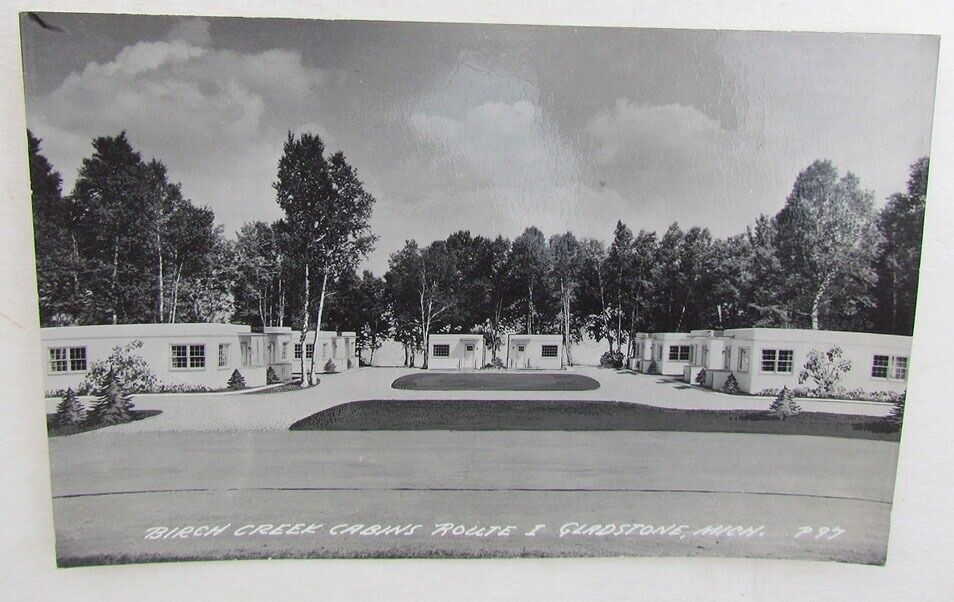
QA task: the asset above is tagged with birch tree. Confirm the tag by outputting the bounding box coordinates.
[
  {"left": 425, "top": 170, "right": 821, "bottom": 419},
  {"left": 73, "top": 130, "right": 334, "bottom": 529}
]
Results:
[{"left": 275, "top": 132, "right": 376, "bottom": 384}]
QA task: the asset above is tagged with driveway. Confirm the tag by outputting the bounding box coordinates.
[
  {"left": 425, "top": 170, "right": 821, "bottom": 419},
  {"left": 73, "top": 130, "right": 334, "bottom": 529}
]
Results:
[{"left": 44, "top": 367, "right": 894, "bottom": 433}]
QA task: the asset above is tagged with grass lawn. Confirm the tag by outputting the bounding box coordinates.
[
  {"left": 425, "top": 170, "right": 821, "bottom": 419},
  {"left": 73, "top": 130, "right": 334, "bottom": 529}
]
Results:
[
  {"left": 289, "top": 399, "right": 899, "bottom": 441},
  {"left": 391, "top": 372, "right": 600, "bottom": 391},
  {"left": 46, "top": 410, "right": 162, "bottom": 437}
]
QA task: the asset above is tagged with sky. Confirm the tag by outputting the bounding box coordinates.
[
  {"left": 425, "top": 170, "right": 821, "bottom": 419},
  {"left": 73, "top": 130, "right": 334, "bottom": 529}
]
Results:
[{"left": 20, "top": 13, "right": 940, "bottom": 274}]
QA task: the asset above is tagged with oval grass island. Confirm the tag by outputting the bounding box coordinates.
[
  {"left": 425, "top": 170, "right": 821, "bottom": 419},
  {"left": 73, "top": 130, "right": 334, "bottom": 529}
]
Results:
[
  {"left": 288, "top": 399, "right": 899, "bottom": 440},
  {"left": 390, "top": 372, "right": 600, "bottom": 391}
]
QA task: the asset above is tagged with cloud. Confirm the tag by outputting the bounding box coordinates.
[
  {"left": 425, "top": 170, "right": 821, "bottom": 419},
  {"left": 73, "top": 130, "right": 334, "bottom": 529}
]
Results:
[
  {"left": 28, "top": 25, "right": 329, "bottom": 231},
  {"left": 166, "top": 17, "right": 212, "bottom": 47}
]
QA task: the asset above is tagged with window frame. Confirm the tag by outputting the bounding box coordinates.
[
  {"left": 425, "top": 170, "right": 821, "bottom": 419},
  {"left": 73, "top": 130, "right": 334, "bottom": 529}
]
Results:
[
  {"left": 871, "top": 354, "right": 908, "bottom": 381},
  {"left": 738, "top": 347, "right": 750, "bottom": 373},
  {"left": 668, "top": 345, "right": 691, "bottom": 362},
  {"left": 432, "top": 344, "right": 450, "bottom": 358},
  {"left": 218, "top": 343, "right": 229, "bottom": 368},
  {"left": 760, "top": 348, "right": 794, "bottom": 374},
  {"left": 170, "top": 344, "right": 206, "bottom": 371},
  {"left": 541, "top": 344, "right": 559, "bottom": 358}
]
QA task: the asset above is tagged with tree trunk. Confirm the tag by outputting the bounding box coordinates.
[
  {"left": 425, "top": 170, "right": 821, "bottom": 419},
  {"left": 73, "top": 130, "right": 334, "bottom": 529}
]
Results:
[
  {"left": 300, "top": 263, "right": 310, "bottom": 385},
  {"left": 156, "top": 230, "right": 164, "bottom": 322},
  {"left": 277, "top": 276, "right": 285, "bottom": 327},
  {"left": 111, "top": 236, "right": 119, "bottom": 324},
  {"left": 811, "top": 273, "right": 833, "bottom": 330},
  {"left": 308, "top": 268, "right": 329, "bottom": 383},
  {"left": 169, "top": 264, "right": 182, "bottom": 324}
]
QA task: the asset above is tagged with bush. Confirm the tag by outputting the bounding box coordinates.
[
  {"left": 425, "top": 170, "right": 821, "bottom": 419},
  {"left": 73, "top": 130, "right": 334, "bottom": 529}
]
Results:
[
  {"left": 324, "top": 359, "right": 337, "bottom": 373},
  {"left": 54, "top": 388, "right": 85, "bottom": 427},
  {"left": 482, "top": 357, "right": 505, "bottom": 370},
  {"left": 799, "top": 346, "right": 852, "bottom": 397},
  {"left": 721, "top": 373, "right": 739, "bottom": 394},
  {"left": 227, "top": 369, "right": 247, "bottom": 390},
  {"left": 694, "top": 368, "right": 707, "bottom": 386},
  {"left": 347, "top": 358, "right": 354, "bottom": 369},
  {"left": 768, "top": 386, "right": 802, "bottom": 420},
  {"left": 266, "top": 366, "right": 280, "bottom": 384},
  {"left": 86, "top": 369, "right": 135, "bottom": 426},
  {"left": 79, "top": 340, "right": 157, "bottom": 395},
  {"left": 886, "top": 392, "right": 906, "bottom": 430},
  {"left": 647, "top": 359, "right": 659, "bottom": 375},
  {"left": 600, "top": 350, "right": 624, "bottom": 369}
]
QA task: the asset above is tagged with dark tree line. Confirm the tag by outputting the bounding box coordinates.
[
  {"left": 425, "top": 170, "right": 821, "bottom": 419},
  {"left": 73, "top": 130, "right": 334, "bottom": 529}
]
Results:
[{"left": 29, "top": 129, "right": 928, "bottom": 367}]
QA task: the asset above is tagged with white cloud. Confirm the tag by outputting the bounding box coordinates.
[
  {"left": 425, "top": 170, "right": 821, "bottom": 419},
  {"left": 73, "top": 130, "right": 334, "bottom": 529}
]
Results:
[
  {"left": 28, "top": 28, "right": 329, "bottom": 232},
  {"left": 166, "top": 17, "right": 212, "bottom": 47}
]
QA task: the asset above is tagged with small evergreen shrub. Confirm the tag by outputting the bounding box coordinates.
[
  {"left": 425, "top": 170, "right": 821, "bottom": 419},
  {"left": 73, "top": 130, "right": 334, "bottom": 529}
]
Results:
[
  {"left": 266, "top": 366, "right": 280, "bottom": 384},
  {"left": 227, "top": 369, "right": 247, "bottom": 390},
  {"left": 694, "top": 368, "right": 707, "bottom": 386},
  {"left": 768, "top": 386, "right": 802, "bottom": 420},
  {"left": 600, "top": 350, "right": 624, "bottom": 369},
  {"left": 347, "top": 358, "right": 354, "bottom": 369},
  {"left": 721, "top": 373, "right": 740, "bottom": 394},
  {"left": 647, "top": 359, "right": 659, "bottom": 375},
  {"left": 86, "top": 369, "right": 135, "bottom": 426},
  {"left": 886, "top": 392, "right": 906, "bottom": 430},
  {"left": 54, "top": 388, "right": 85, "bottom": 427},
  {"left": 324, "top": 359, "right": 337, "bottom": 373}
]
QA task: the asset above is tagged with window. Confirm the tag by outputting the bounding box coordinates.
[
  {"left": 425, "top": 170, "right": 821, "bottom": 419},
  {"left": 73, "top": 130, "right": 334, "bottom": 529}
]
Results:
[
  {"left": 466, "top": 344, "right": 475, "bottom": 352},
  {"left": 305, "top": 344, "right": 314, "bottom": 359},
  {"left": 541, "top": 344, "right": 558, "bottom": 358},
  {"left": 49, "top": 346, "right": 88, "bottom": 373},
  {"left": 872, "top": 355, "right": 908, "bottom": 380},
  {"left": 294, "top": 344, "right": 302, "bottom": 359},
  {"left": 668, "top": 345, "right": 691, "bottom": 361},
  {"left": 518, "top": 345, "right": 525, "bottom": 352},
  {"left": 189, "top": 345, "right": 205, "bottom": 368},
  {"left": 282, "top": 342, "right": 289, "bottom": 360},
  {"left": 171, "top": 344, "right": 205, "bottom": 369},
  {"left": 218, "top": 344, "right": 229, "bottom": 367},
  {"left": 433, "top": 344, "right": 450, "bottom": 357},
  {"left": 723, "top": 345, "right": 732, "bottom": 370},
  {"left": 761, "top": 349, "right": 793, "bottom": 373},
  {"left": 738, "top": 348, "right": 750, "bottom": 372},
  {"left": 49, "top": 348, "right": 67, "bottom": 372},
  {"left": 171, "top": 345, "right": 189, "bottom": 368}
]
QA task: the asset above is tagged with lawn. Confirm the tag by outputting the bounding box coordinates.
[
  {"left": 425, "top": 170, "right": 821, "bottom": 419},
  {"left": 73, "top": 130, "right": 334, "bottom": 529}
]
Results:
[
  {"left": 391, "top": 372, "right": 600, "bottom": 391},
  {"left": 46, "top": 410, "right": 162, "bottom": 437},
  {"left": 289, "top": 399, "right": 899, "bottom": 440}
]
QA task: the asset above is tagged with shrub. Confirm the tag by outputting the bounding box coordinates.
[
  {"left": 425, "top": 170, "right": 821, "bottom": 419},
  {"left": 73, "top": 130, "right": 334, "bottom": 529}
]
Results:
[
  {"left": 482, "top": 357, "right": 505, "bottom": 370},
  {"left": 86, "top": 369, "right": 134, "bottom": 426},
  {"left": 799, "top": 346, "right": 852, "bottom": 397},
  {"left": 79, "top": 340, "right": 157, "bottom": 395},
  {"left": 721, "top": 373, "right": 740, "bottom": 394},
  {"left": 54, "top": 388, "right": 85, "bottom": 427},
  {"left": 694, "top": 368, "right": 707, "bottom": 386},
  {"left": 886, "top": 392, "right": 906, "bottom": 430},
  {"left": 768, "top": 386, "right": 802, "bottom": 420},
  {"left": 266, "top": 366, "right": 280, "bottom": 384},
  {"left": 347, "top": 358, "right": 354, "bottom": 369},
  {"left": 647, "top": 359, "right": 659, "bottom": 375},
  {"left": 324, "top": 359, "right": 337, "bottom": 373},
  {"left": 227, "top": 369, "right": 247, "bottom": 390},
  {"left": 600, "top": 350, "right": 624, "bottom": 369}
]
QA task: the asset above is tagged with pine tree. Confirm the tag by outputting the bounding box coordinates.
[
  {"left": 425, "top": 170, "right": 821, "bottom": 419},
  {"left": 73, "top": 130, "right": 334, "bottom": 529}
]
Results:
[
  {"left": 227, "top": 369, "right": 247, "bottom": 390},
  {"left": 324, "top": 359, "right": 337, "bottom": 373},
  {"left": 86, "top": 370, "right": 134, "bottom": 425},
  {"left": 54, "top": 388, "right": 85, "bottom": 427},
  {"left": 722, "top": 373, "right": 740, "bottom": 394},
  {"left": 695, "top": 368, "right": 707, "bottom": 386},
  {"left": 769, "top": 386, "right": 802, "bottom": 420},
  {"left": 887, "top": 392, "right": 906, "bottom": 429},
  {"left": 266, "top": 366, "right": 280, "bottom": 384}
]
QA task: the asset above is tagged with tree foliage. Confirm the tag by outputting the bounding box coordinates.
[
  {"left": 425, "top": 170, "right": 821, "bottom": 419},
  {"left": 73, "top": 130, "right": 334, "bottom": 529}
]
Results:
[
  {"left": 79, "top": 339, "right": 157, "bottom": 394},
  {"left": 86, "top": 369, "right": 135, "bottom": 425},
  {"left": 798, "top": 346, "right": 852, "bottom": 396}
]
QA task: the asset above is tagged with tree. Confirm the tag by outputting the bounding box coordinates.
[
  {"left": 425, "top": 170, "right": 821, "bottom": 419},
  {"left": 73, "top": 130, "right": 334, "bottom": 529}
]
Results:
[
  {"left": 874, "top": 157, "right": 929, "bottom": 335},
  {"left": 227, "top": 369, "right": 246, "bottom": 390},
  {"left": 548, "top": 232, "right": 584, "bottom": 365},
  {"left": 768, "top": 386, "right": 802, "bottom": 420},
  {"left": 773, "top": 160, "right": 880, "bottom": 330},
  {"left": 651, "top": 223, "right": 686, "bottom": 332},
  {"left": 274, "top": 132, "right": 376, "bottom": 383},
  {"left": 798, "top": 346, "right": 852, "bottom": 397},
  {"left": 355, "top": 271, "right": 391, "bottom": 365},
  {"left": 86, "top": 369, "right": 135, "bottom": 425},
  {"left": 576, "top": 238, "right": 611, "bottom": 350},
  {"left": 54, "top": 388, "right": 85, "bottom": 427},
  {"left": 28, "top": 130, "right": 83, "bottom": 325},
  {"left": 603, "top": 222, "right": 638, "bottom": 356},
  {"left": 506, "top": 227, "right": 553, "bottom": 335},
  {"left": 233, "top": 221, "right": 288, "bottom": 328}
]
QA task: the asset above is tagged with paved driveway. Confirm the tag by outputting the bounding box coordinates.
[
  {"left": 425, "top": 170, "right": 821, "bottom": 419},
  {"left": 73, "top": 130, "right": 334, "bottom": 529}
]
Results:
[{"left": 45, "top": 367, "right": 894, "bottom": 433}]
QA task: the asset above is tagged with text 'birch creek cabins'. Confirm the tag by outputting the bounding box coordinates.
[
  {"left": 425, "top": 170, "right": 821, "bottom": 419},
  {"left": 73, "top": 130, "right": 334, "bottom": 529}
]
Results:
[{"left": 40, "top": 320, "right": 911, "bottom": 398}]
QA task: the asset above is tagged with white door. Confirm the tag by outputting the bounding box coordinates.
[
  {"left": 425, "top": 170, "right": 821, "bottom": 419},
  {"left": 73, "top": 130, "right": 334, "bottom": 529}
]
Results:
[{"left": 464, "top": 343, "right": 475, "bottom": 369}]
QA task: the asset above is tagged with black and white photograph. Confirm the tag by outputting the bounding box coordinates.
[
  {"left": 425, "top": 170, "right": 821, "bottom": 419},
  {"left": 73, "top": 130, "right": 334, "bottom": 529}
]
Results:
[{"left": 17, "top": 10, "right": 940, "bottom": 569}]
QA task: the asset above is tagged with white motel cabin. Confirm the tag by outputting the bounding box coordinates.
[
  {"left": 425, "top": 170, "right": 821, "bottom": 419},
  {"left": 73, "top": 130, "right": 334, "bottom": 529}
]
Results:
[
  {"left": 427, "top": 333, "right": 487, "bottom": 369},
  {"left": 40, "top": 323, "right": 296, "bottom": 393},
  {"left": 626, "top": 327, "right": 911, "bottom": 396},
  {"left": 505, "top": 334, "right": 564, "bottom": 370},
  {"left": 292, "top": 330, "right": 359, "bottom": 377}
]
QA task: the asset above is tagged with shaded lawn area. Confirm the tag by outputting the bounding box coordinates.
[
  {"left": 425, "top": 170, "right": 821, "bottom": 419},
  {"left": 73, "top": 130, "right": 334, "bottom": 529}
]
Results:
[
  {"left": 392, "top": 372, "right": 600, "bottom": 391},
  {"left": 46, "top": 410, "right": 162, "bottom": 437},
  {"left": 290, "top": 400, "right": 899, "bottom": 441}
]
